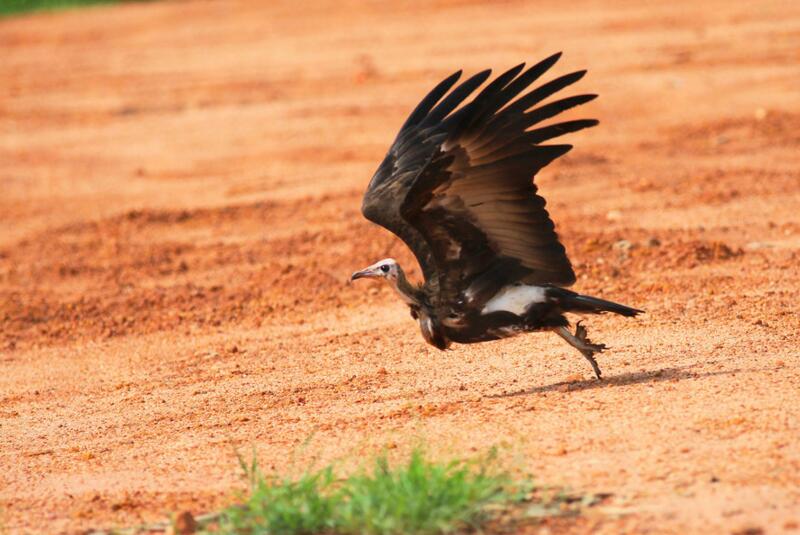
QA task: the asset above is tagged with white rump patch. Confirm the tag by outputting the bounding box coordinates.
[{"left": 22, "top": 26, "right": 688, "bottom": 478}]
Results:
[{"left": 481, "top": 285, "right": 547, "bottom": 316}]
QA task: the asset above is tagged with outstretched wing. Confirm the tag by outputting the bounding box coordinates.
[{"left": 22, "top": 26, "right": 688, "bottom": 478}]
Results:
[
  {"left": 361, "top": 53, "right": 597, "bottom": 310},
  {"left": 361, "top": 68, "right": 491, "bottom": 283}
]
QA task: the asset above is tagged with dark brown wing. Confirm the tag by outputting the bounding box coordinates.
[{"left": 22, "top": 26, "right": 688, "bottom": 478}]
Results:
[
  {"left": 361, "top": 68, "right": 492, "bottom": 283},
  {"left": 362, "top": 53, "right": 597, "bottom": 310}
]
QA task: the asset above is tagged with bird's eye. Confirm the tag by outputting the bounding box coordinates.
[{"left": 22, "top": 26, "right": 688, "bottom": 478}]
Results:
[{"left": 380, "top": 265, "right": 390, "bottom": 273}]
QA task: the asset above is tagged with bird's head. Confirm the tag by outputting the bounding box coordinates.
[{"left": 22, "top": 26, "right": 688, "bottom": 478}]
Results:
[{"left": 350, "top": 258, "right": 400, "bottom": 283}]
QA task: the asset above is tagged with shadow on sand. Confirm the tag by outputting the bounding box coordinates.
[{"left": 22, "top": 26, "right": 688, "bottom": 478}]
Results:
[{"left": 487, "top": 364, "right": 750, "bottom": 398}]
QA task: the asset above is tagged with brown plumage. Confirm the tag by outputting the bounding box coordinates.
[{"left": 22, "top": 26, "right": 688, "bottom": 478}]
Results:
[{"left": 351, "top": 53, "right": 642, "bottom": 379}]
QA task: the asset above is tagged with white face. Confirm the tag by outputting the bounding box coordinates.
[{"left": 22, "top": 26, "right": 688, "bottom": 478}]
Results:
[{"left": 351, "top": 258, "right": 399, "bottom": 282}]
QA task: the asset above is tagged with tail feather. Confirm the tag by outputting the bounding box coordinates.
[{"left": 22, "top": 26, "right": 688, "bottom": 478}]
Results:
[{"left": 551, "top": 288, "right": 644, "bottom": 317}]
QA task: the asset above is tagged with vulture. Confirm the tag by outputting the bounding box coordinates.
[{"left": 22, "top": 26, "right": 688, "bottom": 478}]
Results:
[{"left": 351, "top": 53, "right": 642, "bottom": 379}]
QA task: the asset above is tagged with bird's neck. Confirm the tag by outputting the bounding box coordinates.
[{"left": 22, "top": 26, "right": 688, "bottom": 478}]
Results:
[{"left": 389, "top": 266, "right": 422, "bottom": 307}]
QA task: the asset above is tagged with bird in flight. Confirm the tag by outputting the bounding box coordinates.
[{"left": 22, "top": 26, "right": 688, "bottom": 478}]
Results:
[{"left": 351, "top": 53, "right": 642, "bottom": 379}]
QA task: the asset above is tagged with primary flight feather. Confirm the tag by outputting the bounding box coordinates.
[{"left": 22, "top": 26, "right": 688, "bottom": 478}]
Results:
[{"left": 351, "top": 53, "right": 642, "bottom": 379}]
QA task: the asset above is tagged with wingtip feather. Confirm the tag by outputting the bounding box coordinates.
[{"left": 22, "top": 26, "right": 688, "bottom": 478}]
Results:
[
  {"left": 544, "top": 51, "right": 563, "bottom": 65},
  {"left": 531, "top": 52, "right": 563, "bottom": 76}
]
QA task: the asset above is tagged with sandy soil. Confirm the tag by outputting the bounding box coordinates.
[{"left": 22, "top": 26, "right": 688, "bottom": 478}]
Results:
[{"left": 1, "top": 0, "right": 800, "bottom": 533}]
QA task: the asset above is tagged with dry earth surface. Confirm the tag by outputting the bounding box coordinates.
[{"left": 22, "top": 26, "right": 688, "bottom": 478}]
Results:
[{"left": 1, "top": 0, "right": 799, "bottom": 533}]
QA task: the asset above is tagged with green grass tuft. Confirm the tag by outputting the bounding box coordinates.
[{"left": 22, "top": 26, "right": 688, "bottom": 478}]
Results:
[
  {"left": 335, "top": 449, "right": 510, "bottom": 535},
  {"left": 0, "top": 0, "right": 127, "bottom": 17},
  {"left": 208, "top": 448, "right": 522, "bottom": 535},
  {"left": 217, "top": 466, "right": 339, "bottom": 535}
]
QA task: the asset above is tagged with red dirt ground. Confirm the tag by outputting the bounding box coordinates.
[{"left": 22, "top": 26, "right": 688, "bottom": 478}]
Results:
[{"left": 1, "top": 1, "right": 799, "bottom": 533}]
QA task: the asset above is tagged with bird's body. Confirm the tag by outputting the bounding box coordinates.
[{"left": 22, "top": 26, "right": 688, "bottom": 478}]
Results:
[{"left": 351, "top": 53, "right": 642, "bottom": 378}]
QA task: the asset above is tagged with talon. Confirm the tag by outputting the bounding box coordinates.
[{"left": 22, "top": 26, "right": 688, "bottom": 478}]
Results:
[
  {"left": 586, "top": 354, "right": 602, "bottom": 379},
  {"left": 579, "top": 344, "right": 603, "bottom": 379},
  {"left": 575, "top": 322, "right": 588, "bottom": 341},
  {"left": 554, "top": 324, "right": 607, "bottom": 380}
]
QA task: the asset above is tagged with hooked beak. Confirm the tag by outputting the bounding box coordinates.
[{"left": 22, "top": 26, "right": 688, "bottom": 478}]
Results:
[{"left": 350, "top": 268, "right": 374, "bottom": 282}]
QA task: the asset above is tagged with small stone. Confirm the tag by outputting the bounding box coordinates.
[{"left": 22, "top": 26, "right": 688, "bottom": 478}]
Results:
[
  {"left": 613, "top": 239, "right": 633, "bottom": 252},
  {"left": 754, "top": 107, "right": 767, "bottom": 120},
  {"left": 606, "top": 210, "right": 622, "bottom": 221},
  {"left": 712, "top": 134, "right": 730, "bottom": 146},
  {"left": 171, "top": 511, "right": 198, "bottom": 535},
  {"left": 646, "top": 237, "right": 661, "bottom": 247}
]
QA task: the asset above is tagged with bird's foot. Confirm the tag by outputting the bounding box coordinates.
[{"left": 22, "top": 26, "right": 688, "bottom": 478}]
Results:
[
  {"left": 553, "top": 322, "right": 607, "bottom": 380},
  {"left": 574, "top": 321, "right": 607, "bottom": 354},
  {"left": 573, "top": 321, "right": 606, "bottom": 379}
]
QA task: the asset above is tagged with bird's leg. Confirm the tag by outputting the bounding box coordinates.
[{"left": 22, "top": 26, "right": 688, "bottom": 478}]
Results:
[{"left": 554, "top": 322, "right": 607, "bottom": 379}]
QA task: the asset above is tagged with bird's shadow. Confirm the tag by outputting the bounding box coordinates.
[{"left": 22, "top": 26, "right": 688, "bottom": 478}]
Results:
[{"left": 487, "top": 364, "right": 749, "bottom": 398}]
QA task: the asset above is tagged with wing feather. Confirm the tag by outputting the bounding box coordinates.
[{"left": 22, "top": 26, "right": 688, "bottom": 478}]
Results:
[
  {"left": 503, "top": 70, "right": 588, "bottom": 115},
  {"left": 401, "top": 70, "right": 463, "bottom": 130},
  {"left": 360, "top": 54, "right": 597, "bottom": 310},
  {"left": 421, "top": 70, "right": 492, "bottom": 127},
  {"left": 526, "top": 120, "right": 598, "bottom": 144}
]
